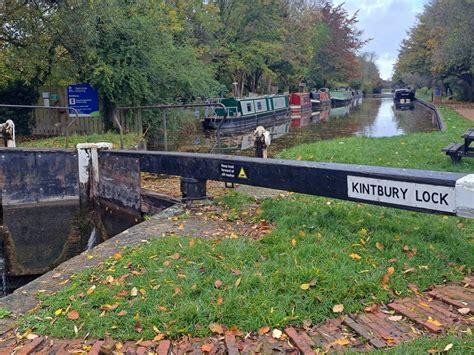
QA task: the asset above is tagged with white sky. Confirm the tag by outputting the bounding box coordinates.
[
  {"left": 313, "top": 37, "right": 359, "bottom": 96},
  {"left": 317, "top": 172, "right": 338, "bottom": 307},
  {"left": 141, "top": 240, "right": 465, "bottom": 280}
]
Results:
[{"left": 332, "top": 0, "right": 429, "bottom": 80}]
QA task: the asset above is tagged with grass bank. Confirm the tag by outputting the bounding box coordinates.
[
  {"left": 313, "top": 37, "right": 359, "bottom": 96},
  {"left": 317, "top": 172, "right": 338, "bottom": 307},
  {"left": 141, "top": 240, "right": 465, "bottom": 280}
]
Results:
[
  {"left": 19, "top": 106, "right": 473, "bottom": 347},
  {"left": 279, "top": 105, "right": 474, "bottom": 173},
  {"left": 18, "top": 132, "right": 141, "bottom": 149}
]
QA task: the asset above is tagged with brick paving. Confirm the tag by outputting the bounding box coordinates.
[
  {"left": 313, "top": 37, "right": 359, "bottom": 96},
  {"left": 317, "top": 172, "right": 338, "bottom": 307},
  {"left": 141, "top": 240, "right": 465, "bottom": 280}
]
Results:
[{"left": 0, "top": 275, "right": 471, "bottom": 354}]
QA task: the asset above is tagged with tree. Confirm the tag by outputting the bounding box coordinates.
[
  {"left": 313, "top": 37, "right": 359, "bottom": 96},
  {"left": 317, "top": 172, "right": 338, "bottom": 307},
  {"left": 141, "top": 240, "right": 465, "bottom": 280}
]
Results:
[{"left": 394, "top": 0, "right": 474, "bottom": 100}]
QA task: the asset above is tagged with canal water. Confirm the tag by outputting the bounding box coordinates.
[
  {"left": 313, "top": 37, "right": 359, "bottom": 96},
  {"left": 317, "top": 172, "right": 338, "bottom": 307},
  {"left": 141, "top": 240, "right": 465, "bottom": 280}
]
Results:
[{"left": 177, "top": 97, "right": 438, "bottom": 156}]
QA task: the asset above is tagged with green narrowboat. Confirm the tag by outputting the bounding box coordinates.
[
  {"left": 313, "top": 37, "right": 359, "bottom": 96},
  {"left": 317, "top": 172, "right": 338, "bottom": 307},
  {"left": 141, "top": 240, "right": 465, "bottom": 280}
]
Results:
[
  {"left": 203, "top": 95, "right": 290, "bottom": 131},
  {"left": 329, "top": 88, "right": 353, "bottom": 107}
]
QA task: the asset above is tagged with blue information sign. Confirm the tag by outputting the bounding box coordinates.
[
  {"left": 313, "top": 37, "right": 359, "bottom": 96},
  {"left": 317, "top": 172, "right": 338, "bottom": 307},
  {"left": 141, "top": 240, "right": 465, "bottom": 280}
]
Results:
[{"left": 67, "top": 84, "right": 99, "bottom": 116}]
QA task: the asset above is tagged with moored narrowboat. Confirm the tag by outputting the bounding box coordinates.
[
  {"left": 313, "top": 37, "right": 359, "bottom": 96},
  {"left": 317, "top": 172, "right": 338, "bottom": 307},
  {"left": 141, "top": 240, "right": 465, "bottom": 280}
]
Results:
[
  {"left": 310, "top": 88, "right": 331, "bottom": 110},
  {"left": 289, "top": 92, "right": 312, "bottom": 119},
  {"left": 330, "top": 88, "right": 353, "bottom": 107},
  {"left": 394, "top": 88, "right": 415, "bottom": 109},
  {"left": 203, "top": 95, "right": 290, "bottom": 131}
]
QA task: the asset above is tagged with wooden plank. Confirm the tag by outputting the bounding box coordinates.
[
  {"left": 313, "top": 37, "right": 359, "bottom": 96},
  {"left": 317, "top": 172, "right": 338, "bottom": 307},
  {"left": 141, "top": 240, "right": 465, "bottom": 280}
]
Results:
[
  {"left": 224, "top": 334, "right": 239, "bottom": 355},
  {"left": 343, "top": 316, "right": 386, "bottom": 348},
  {"left": 388, "top": 301, "right": 443, "bottom": 333},
  {"left": 285, "top": 327, "right": 314, "bottom": 355}
]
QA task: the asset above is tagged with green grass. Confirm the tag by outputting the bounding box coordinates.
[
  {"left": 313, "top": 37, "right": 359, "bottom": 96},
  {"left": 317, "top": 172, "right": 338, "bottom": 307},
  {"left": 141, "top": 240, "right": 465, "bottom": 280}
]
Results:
[
  {"left": 19, "top": 105, "right": 474, "bottom": 345},
  {"left": 18, "top": 132, "right": 141, "bottom": 149},
  {"left": 279, "top": 105, "right": 474, "bottom": 173},
  {"left": 369, "top": 333, "right": 473, "bottom": 354},
  {"left": 0, "top": 308, "right": 11, "bottom": 319},
  {"left": 20, "top": 191, "right": 473, "bottom": 339}
]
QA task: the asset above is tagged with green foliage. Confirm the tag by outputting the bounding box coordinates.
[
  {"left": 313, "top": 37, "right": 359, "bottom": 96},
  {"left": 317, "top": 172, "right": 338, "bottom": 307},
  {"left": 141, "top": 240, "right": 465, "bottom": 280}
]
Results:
[
  {"left": 0, "top": 81, "right": 37, "bottom": 134},
  {"left": 394, "top": 0, "right": 474, "bottom": 100}
]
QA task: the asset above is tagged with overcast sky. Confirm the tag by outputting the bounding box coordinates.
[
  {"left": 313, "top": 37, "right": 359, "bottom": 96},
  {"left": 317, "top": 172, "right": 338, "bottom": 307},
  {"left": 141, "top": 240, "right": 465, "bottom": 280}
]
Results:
[{"left": 333, "top": 0, "right": 429, "bottom": 80}]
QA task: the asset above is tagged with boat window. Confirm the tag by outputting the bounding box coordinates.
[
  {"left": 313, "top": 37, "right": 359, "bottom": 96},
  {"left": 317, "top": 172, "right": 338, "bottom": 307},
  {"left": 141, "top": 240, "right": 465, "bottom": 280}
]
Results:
[
  {"left": 257, "top": 102, "right": 262, "bottom": 110},
  {"left": 247, "top": 103, "right": 252, "bottom": 111}
]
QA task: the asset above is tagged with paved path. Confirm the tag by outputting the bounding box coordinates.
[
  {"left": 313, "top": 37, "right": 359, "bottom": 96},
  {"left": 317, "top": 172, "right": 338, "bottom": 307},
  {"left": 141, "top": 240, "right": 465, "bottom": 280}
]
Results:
[
  {"left": 445, "top": 102, "right": 474, "bottom": 122},
  {"left": 2, "top": 276, "right": 472, "bottom": 354}
]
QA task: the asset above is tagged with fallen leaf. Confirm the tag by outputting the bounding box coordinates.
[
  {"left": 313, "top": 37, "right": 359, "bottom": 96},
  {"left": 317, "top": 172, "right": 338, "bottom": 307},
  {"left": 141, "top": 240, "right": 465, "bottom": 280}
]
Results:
[
  {"left": 258, "top": 326, "right": 270, "bottom": 335},
  {"left": 227, "top": 326, "right": 243, "bottom": 336},
  {"left": 170, "top": 253, "right": 180, "bottom": 260},
  {"left": 201, "top": 343, "right": 214, "bottom": 353},
  {"left": 332, "top": 304, "right": 344, "bottom": 313},
  {"left": 444, "top": 343, "right": 453, "bottom": 351},
  {"left": 427, "top": 348, "right": 440, "bottom": 354},
  {"left": 214, "top": 279, "right": 222, "bottom": 289},
  {"left": 375, "top": 242, "right": 384, "bottom": 251},
  {"left": 381, "top": 267, "right": 395, "bottom": 289},
  {"left": 231, "top": 268, "right": 241, "bottom": 275},
  {"left": 388, "top": 315, "right": 402, "bottom": 321},
  {"left": 299, "top": 230, "right": 305, "bottom": 237},
  {"left": 300, "top": 283, "right": 310, "bottom": 290},
  {"left": 272, "top": 329, "right": 282, "bottom": 339},
  {"left": 209, "top": 323, "right": 225, "bottom": 334},
  {"left": 113, "top": 252, "right": 122, "bottom": 260},
  {"left": 364, "top": 304, "right": 379, "bottom": 313},
  {"left": 153, "top": 334, "right": 165, "bottom": 342},
  {"left": 67, "top": 310, "right": 80, "bottom": 320},
  {"left": 54, "top": 308, "right": 63, "bottom": 316},
  {"left": 117, "top": 310, "right": 127, "bottom": 317},
  {"left": 105, "top": 275, "right": 114, "bottom": 284},
  {"left": 26, "top": 333, "right": 38, "bottom": 340},
  {"left": 86, "top": 285, "right": 96, "bottom": 295},
  {"left": 130, "top": 287, "right": 138, "bottom": 297},
  {"left": 134, "top": 321, "right": 143, "bottom": 333},
  {"left": 358, "top": 228, "right": 368, "bottom": 237},
  {"left": 427, "top": 317, "right": 443, "bottom": 327},
  {"left": 349, "top": 253, "right": 362, "bottom": 260},
  {"left": 333, "top": 338, "right": 350, "bottom": 346},
  {"left": 189, "top": 239, "right": 196, "bottom": 247},
  {"left": 457, "top": 308, "right": 470, "bottom": 314},
  {"left": 235, "top": 277, "right": 242, "bottom": 287},
  {"left": 217, "top": 296, "right": 223, "bottom": 306},
  {"left": 291, "top": 238, "right": 297, "bottom": 246},
  {"left": 100, "top": 304, "right": 119, "bottom": 311}
]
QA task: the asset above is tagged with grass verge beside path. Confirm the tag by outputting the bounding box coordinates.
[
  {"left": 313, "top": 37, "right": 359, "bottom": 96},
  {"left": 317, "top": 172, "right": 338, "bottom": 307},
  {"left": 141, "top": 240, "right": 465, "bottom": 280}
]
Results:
[
  {"left": 19, "top": 106, "right": 474, "bottom": 346},
  {"left": 18, "top": 132, "right": 141, "bottom": 149}
]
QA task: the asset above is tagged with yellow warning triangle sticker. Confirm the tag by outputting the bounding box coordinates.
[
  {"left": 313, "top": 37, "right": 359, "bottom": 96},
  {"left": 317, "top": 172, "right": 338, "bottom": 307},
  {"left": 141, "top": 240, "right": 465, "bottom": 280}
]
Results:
[{"left": 238, "top": 167, "right": 248, "bottom": 179}]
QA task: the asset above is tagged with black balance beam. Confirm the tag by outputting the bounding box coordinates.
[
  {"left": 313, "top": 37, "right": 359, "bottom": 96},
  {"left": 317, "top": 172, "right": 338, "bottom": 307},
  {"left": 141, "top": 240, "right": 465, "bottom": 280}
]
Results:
[{"left": 100, "top": 150, "right": 474, "bottom": 218}]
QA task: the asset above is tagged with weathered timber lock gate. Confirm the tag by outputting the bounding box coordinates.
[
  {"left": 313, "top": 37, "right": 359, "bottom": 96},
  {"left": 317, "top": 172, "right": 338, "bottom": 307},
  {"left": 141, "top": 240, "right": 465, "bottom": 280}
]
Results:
[{"left": 98, "top": 150, "right": 474, "bottom": 218}]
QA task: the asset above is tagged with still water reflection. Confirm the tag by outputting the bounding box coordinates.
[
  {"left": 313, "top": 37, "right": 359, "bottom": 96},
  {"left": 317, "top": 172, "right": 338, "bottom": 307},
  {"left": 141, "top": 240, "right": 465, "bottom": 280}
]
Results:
[{"left": 174, "top": 97, "right": 437, "bottom": 156}]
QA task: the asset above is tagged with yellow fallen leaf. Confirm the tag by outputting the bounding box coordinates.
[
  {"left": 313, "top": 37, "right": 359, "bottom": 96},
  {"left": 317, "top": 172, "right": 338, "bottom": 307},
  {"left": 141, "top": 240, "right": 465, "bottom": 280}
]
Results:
[
  {"left": 113, "top": 252, "right": 122, "bottom": 260},
  {"left": 300, "top": 283, "right": 310, "bottom": 290},
  {"left": 333, "top": 338, "right": 350, "bottom": 346},
  {"left": 153, "top": 334, "right": 165, "bottom": 342},
  {"left": 54, "top": 308, "right": 63, "bottom": 316},
  {"left": 375, "top": 242, "right": 384, "bottom": 251},
  {"left": 444, "top": 343, "right": 453, "bottom": 351},
  {"left": 86, "top": 285, "right": 96, "bottom": 295},
  {"left": 235, "top": 277, "right": 242, "bottom": 287},
  {"left": 349, "top": 253, "right": 362, "bottom": 260},
  {"left": 299, "top": 230, "right": 305, "bottom": 237},
  {"left": 427, "top": 317, "right": 442, "bottom": 327},
  {"left": 130, "top": 287, "right": 138, "bottom": 297},
  {"left": 332, "top": 304, "right": 344, "bottom": 313},
  {"left": 291, "top": 238, "right": 297, "bottom": 246}
]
